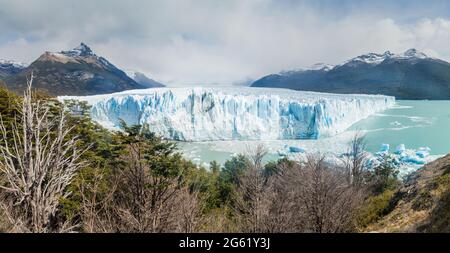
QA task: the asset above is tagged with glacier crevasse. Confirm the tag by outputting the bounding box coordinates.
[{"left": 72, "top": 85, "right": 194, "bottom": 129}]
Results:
[{"left": 59, "top": 87, "right": 395, "bottom": 141}]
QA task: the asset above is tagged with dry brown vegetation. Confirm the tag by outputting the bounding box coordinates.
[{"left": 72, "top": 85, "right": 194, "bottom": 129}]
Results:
[
  {"left": 0, "top": 75, "right": 87, "bottom": 232},
  {"left": 2, "top": 76, "right": 447, "bottom": 233},
  {"left": 235, "top": 149, "right": 365, "bottom": 233},
  {"left": 365, "top": 154, "right": 450, "bottom": 232}
]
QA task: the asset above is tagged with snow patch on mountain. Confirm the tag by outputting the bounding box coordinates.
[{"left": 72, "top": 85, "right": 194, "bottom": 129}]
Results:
[
  {"left": 125, "top": 70, "right": 138, "bottom": 79},
  {"left": 344, "top": 51, "right": 395, "bottom": 66},
  {"left": 400, "top": 48, "right": 428, "bottom": 59},
  {"left": 61, "top": 42, "right": 95, "bottom": 57},
  {"left": 280, "top": 63, "right": 335, "bottom": 75},
  {"left": 307, "top": 63, "right": 335, "bottom": 71},
  {"left": 59, "top": 87, "right": 395, "bottom": 141},
  {"left": 276, "top": 48, "right": 429, "bottom": 76},
  {"left": 37, "top": 43, "right": 121, "bottom": 73},
  {"left": 342, "top": 48, "right": 429, "bottom": 67},
  {"left": 0, "top": 59, "right": 28, "bottom": 69},
  {"left": 125, "top": 70, "right": 165, "bottom": 88}
]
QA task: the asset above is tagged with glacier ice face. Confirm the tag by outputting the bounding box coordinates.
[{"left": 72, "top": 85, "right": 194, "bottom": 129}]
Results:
[{"left": 59, "top": 87, "right": 395, "bottom": 141}]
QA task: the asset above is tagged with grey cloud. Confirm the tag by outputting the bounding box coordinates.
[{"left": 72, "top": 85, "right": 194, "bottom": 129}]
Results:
[{"left": 1, "top": 0, "right": 450, "bottom": 85}]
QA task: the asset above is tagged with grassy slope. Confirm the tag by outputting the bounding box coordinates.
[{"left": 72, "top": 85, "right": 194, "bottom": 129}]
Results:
[{"left": 365, "top": 154, "right": 450, "bottom": 232}]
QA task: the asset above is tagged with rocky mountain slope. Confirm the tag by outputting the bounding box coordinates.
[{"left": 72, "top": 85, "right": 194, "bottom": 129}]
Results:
[
  {"left": 0, "top": 59, "right": 27, "bottom": 80},
  {"left": 366, "top": 154, "right": 450, "bottom": 232},
  {"left": 252, "top": 49, "right": 450, "bottom": 100},
  {"left": 3, "top": 43, "right": 162, "bottom": 96}
]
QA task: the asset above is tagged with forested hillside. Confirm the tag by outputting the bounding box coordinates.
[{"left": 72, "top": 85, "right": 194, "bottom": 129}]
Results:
[{"left": 0, "top": 78, "right": 448, "bottom": 233}]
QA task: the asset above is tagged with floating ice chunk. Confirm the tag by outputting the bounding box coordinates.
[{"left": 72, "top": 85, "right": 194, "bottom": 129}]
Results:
[
  {"left": 418, "top": 147, "right": 431, "bottom": 152},
  {"left": 379, "top": 144, "right": 390, "bottom": 152},
  {"left": 277, "top": 150, "right": 288, "bottom": 156},
  {"left": 416, "top": 147, "right": 431, "bottom": 158},
  {"left": 395, "top": 144, "right": 406, "bottom": 154},
  {"left": 289, "top": 146, "right": 306, "bottom": 153},
  {"left": 390, "top": 121, "right": 402, "bottom": 126},
  {"left": 350, "top": 143, "right": 437, "bottom": 179},
  {"left": 401, "top": 156, "right": 426, "bottom": 165},
  {"left": 416, "top": 150, "right": 429, "bottom": 158}
]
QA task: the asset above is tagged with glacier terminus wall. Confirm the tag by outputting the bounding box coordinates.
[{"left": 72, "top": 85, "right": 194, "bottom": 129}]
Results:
[{"left": 59, "top": 87, "right": 395, "bottom": 141}]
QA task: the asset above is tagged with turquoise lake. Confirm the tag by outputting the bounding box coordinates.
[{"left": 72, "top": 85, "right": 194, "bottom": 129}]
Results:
[{"left": 351, "top": 100, "right": 450, "bottom": 155}]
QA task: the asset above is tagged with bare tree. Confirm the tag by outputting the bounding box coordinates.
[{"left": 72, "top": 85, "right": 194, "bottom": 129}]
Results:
[
  {"left": 342, "top": 132, "right": 368, "bottom": 187},
  {"left": 255, "top": 164, "right": 297, "bottom": 233},
  {"left": 77, "top": 167, "right": 117, "bottom": 233},
  {"left": 235, "top": 150, "right": 364, "bottom": 233},
  {"left": 235, "top": 164, "right": 268, "bottom": 232},
  {"left": 110, "top": 141, "right": 204, "bottom": 233},
  {"left": 290, "top": 155, "right": 364, "bottom": 232},
  {"left": 235, "top": 145, "right": 296, "bottom": 232},
  {"left": 0, "top": 74, "right": 87, "bottom": 233},
  {"left": 234, "top": 145, "right": 267, "bottom": 232},
  {"left": 171, "top": 188, "right": 206, "bottom": 233},
  {"left": 201, "top": 207, "right": 240, "bottom": 233},
  {"left": 246, "top": 144, "right": 268, "bottom": 171}
]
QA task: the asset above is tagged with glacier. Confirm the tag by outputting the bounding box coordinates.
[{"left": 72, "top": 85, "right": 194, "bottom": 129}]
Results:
[{"left": 59, "top": 87, "right": 395, "bottom": 141}]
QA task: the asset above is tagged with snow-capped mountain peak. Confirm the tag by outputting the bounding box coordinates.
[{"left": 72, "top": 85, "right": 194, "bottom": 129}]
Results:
[
  {"left": 307, "top": 63, "right": 335, "bottom": 71},
  {"left": 251, "top": 47, "right": 449, "bottom": 99},
  {"left": 36, "top": 43, "right": 119, "bottom": 71},
  {"left": 345, "top": 51, "right": 394, "bottom": 66},
  {"left": 342, "top": 48, "right": 430, "bottom": 67},
  {"left": 399, "top": 48, "right": 428, "bottom": 59},
  {"left": 279, "top": 63, "right": 335, "bottom": 75},
  {"left": 0, "top": 59, "right": 28, "bottom": 69},
  {"left": 61, "top": 42, "right": 95, "bottom": 57}
]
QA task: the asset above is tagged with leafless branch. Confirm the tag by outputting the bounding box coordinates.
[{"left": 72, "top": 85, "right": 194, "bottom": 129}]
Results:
[{"left": 0, "top": 74, "right": 88, "bottom": 233}]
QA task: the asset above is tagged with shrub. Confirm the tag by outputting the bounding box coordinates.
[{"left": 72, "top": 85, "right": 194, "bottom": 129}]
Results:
[{"left": 355, "top": 190, "right": 396, "bottom": 230}]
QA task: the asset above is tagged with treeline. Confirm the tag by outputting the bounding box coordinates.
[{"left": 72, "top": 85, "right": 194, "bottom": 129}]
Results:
[{"left": 0, "top": 78, "right": 401, "bottom": 233}]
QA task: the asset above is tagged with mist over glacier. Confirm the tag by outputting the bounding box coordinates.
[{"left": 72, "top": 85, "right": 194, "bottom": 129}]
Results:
[{"left": 59, "top": 87, "right": 395, "bottom": 142}]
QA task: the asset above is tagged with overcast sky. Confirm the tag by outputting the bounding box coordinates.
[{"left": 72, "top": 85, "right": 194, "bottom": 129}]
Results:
[{"left": 1, "top": 0, "right": 450, "bottom": 86}]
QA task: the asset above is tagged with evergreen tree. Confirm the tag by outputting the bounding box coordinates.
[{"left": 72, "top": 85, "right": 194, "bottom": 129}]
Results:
[
  {"left": 215, "top": 155, "right": 251, "bottom": 206},
  {"left": 0, "top": 86, "right": 20, "bottom": 147},
  {"left": 367, "top": 154, "right": 401, "bottom": 195}
]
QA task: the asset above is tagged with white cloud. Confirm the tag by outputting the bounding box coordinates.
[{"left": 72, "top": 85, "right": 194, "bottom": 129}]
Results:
[{"left": 1, "top": 0, "right": 450, "bottom": 85}]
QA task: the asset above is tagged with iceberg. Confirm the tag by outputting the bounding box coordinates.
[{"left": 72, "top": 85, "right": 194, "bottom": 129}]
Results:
[
  {"left": 369, "top": 145, "right": 441, "bottom": 178},
  {"left": 395, "top": 144, "right": 406, "bottom": 154},
  {"left": 379, "top": 144, "right": 390, "bottom": 153},
  {"left": 402, "top": 156, "right": 426, "bottom": 165},
  {"left": 416, "top": 147, "right": 431, "bottom": 158},
  {"left": 289, "top": 146, "right": 306, "bottom": 153},
  {"left": 416, "top": 150, "right": 429, "bottom": 159},
  {"left": 59, "top": 87, "right": 395, "bottom": 141}
]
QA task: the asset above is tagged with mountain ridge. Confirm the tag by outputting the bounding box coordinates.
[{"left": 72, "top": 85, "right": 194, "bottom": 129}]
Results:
[
  {"left": 0, "top": 59, "right": 28, "bottom": 80},
  {"left": 1, "top": 43, "right": 164, "bottom": 96},
  {"left": 252, "top": 49, "right": 450, "bottom": 100}
]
